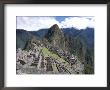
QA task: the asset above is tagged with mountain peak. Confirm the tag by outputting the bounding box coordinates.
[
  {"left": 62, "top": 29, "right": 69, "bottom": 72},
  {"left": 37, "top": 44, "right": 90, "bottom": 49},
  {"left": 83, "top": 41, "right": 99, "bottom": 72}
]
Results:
[
  {"left": 45, "top": 24, "right": 61, "bottom": 38},
  {"left": 51, "top": 24, "right": 59, "bottom": 27},
  {"left": 50, "top": 24, "right": 60, "bottom": 31}
]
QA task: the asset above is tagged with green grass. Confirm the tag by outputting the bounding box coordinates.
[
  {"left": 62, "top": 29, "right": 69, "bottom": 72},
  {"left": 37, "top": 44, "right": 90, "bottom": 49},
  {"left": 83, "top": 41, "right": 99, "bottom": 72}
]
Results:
[
  {"left": 42, "top": 47, "right": 75, "bottom": 73},
  {"left": 42, "top": 47, "right": 67, "bottom": 63}
]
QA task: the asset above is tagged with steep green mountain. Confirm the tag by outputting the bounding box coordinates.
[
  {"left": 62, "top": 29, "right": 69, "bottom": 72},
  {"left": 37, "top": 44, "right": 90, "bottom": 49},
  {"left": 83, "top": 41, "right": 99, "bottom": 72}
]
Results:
[
  {"left": 45, "top": 24, "right": 65, "bottom": 49},
  {"left": 16, "top": 29, "right": 32, "bottom": 49}
]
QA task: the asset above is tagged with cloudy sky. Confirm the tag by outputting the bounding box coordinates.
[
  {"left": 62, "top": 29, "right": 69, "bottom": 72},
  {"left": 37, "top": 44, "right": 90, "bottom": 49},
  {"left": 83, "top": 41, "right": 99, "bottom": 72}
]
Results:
[{"left": 16, "top": 16, "right": 94, "bottom": 31}]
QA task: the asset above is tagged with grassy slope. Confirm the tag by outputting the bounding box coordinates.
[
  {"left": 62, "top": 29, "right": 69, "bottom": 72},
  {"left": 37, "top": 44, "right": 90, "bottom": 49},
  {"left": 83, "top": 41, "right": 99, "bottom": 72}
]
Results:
[{"left": 42, "top": 47, "right": 75, "bottom": 73}]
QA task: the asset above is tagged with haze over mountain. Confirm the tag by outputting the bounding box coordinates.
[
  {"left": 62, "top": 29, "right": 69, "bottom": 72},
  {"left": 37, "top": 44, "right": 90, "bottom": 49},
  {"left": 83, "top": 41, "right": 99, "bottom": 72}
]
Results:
[{"left": 16, "top": 24, "right": 94, "bottom": 74}]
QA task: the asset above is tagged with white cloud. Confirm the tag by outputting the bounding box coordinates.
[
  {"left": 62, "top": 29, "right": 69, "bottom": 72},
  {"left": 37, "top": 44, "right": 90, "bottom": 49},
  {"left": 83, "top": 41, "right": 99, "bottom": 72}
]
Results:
[
  {"left": 17, "top": 16, "right": 60, "bottom": 31},
  {"left": 60, "top": 17, "right": 94, "bottom": 30},
  {"left": 17, "top": 16, "right": 94, "bottom": 31}
]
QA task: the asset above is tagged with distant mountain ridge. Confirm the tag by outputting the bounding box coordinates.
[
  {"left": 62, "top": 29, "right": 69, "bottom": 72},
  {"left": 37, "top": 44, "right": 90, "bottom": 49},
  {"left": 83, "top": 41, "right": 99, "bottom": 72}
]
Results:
[{"left": 17, "top": 26, "right": 94, "bottom": 49}]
